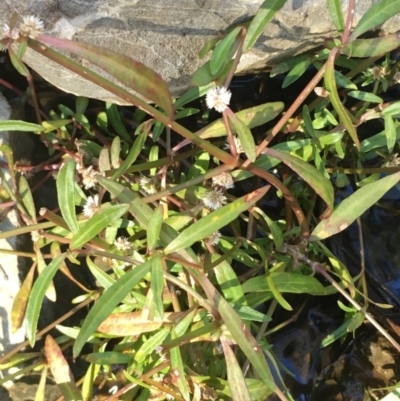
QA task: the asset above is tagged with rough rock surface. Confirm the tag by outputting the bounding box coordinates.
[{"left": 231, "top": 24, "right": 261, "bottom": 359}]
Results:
[
  {"left": 1, "top": 1, "right": 400, "bottom": 103},
  {"left": 0, "top": 93, "right": 27, "bottom": 363}
]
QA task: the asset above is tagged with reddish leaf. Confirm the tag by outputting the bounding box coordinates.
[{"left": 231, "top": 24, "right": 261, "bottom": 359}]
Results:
[{"left": 37, "top": 34, "right": 175, "bottom": 120}]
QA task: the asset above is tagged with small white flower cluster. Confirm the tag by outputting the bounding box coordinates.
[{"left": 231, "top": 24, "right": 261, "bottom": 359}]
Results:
[
  {"left": 114, "top": 236, "right": 132, "bottom": 251},
  {"left": 2, "top": 16, "right": 43, "bottom": 41},
  {"left": 139, "top": 175, "right": 157, "bottom": 195},
  {"left": 205, "top": 86, "right": 231, "bottom": 113},
  {"left": 83, "top": 194, "right": 100, "bottom": 218}
]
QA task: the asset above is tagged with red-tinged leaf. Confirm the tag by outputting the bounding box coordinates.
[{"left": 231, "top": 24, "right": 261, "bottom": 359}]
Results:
[
  {"left": 310, "top": 172, "right": 400, "bottom": 241},
  {"left": 11, "top": 264, "right": 35, "bottom": 333},
  {"left": 221, "top": 337, "right": 252, "bottom": 401},
  {"left": 342, "top": 33, "right": 400, "bottom": 58},
  {"left": 264, "top": 148, "right": 334, "bottom": 218},
  {"left": 164, "top": 186, "right": 269, "bottom": 254},
  {"left": 37, "top": 34, "right": 175, "bottom": 120},
  {"left": 324, "top": 51, "right": 360, "bottom": 149},
  {"left": 45, "top": 335, "right": 82, "bottom": 401},
  {"left": 97, "top": 311, "right": 185, "bottom": 336}
]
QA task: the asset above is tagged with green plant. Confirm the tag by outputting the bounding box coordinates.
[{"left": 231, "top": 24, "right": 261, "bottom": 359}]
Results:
[{"left": 0, "top": 1, "right": 400, "bottom": 400}]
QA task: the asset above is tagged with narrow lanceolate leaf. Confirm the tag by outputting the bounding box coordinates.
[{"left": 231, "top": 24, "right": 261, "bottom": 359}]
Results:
[
  {"left": 195, "top": 102, "right": 284, "bottom": 139},
  {"left": 170, "top": 328, "right": 191, "bottom": 401},
  {"left": 37, "top": 35, "right": 175, "bottom": 120},
  {"left": 45, "top": 335, "right": 82, "bottom": 401},
  {"left": 112, "top": 121, "right": 151, "bottom": 180},
  {"left": 147, "top": 205, "right": 164, "bottom": 251},
  {"left": 0, "top": 120, "right": 43, "bottom": 132},
  {"left": 70, "top": 204, "right": 130, "bottom": 249},
  {"left": 57, "top": 158, "right": 79, "bottom": 234},
  {"left": 11, "top": 264, "right": 35, "bottom": 333},
  {"left": 243, "top": 0, "right": 288, "bottom": 52},
  {"left": 110, "top": 136, "right": 121, "bottom": 169},
  {"left": 310, "top": 172, "right": 400, "bottom": 241},
  {"left": 97, "top": 311, "right": 183, "bottom": 336},
  {"left": 164, "top": 186, "right": 269, "bottom": 254},
  {"left": 201, "top": 277, "right": 275, "bottom": 390},
  {"left": 73, "top": 258, "right": 153, "bottom": 357},
  {"left": 324, "top": 51, "right": 360, "bottom": 149},
  {"left": 347, "top": 91, "right": 383, "bottom": 104},
  {"left": 210, "top": 26, "right": 242, "bottom": 76},
  {"left": 227, "top": 111, "right": 257, "bottom": 162},
  {"left": 35, "top": 365, "right": 48, "bottom": 401},
  {"left": 327, "top": 0, "right": 345, "bottom": 32},
  {"left": 150, "top": 256, "right": 164, "bottom": 318},
  {"left": 264, "top": 148, "right": 334, "bottom": 217},
  {"left": 349, "top": 0, "right": 400, "bottom": 42},
  {"left": 26, "top": 254, "right": 67, "bottom": 346},
  {"left": 343, "top": 33, "right": 400, "bottom": 58},
  {"left": 384, "top": 115, "right": 396, "bottom": 152},
  {"left": 8, "top": 46, "right": 29, "bottom": 77},
  {"left": 19, "top": 175, "right": 36, "bottom": 223},
  {"left": 221, "top": 337, "right": 252, "bottom": 401}
]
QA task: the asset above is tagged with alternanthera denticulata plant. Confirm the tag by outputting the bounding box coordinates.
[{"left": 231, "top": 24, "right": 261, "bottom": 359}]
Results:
[{"left": 1, "top": 0, "right": 400, "bottom": 400}]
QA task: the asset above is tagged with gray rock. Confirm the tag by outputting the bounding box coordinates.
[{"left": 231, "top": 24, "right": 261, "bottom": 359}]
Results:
[
  {"left": 0, "top": 92, "right": 28, "bottom": 388},
  {"left": 2, "top": 0, "right": 399, "bottom": 104}
]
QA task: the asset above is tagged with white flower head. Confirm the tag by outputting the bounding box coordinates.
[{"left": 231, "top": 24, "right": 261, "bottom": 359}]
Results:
[
  {"left": 394, "top": 72, "right": 400, "bottom": 84},
  {"left": 2, "top": 23, "right": 19, "bottom": 40},
  {"left": 108, "top": 385, "right": 118, "bottom": 395},
  {"left": 224, "top": 135, "right": 244, "bottom": 154},
  {"left": 203, "top": 189, "right": 226, "bottom": 210},
  {"left": 83, "top": 194, "right": 100, "bottom": 218},
  {"left": 19, "top": 16, "right": 44, "bottom": 39},
  {"left": 212, "top": 172, "right": 234, "bottom": 189},
  {"left": 207, "top": 231, "right": 222, "bottom": 246},
  {"left": 114, "top": 236, "right": 132, "bottom": 251},
  {"left": 165, "top": 394, "right": 174, "bottom": 400},
  {"left": 81, "top": 166, "right": 98, "bottom": 189},
  {"left": 205, "top": 86, "right": 231, "bottom": 113}
]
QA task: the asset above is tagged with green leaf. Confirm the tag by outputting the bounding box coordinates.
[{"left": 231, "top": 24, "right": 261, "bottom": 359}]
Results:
[
  {"left": 327, "top": 0, "right": 345, "bottom": 32},
  {"left": 70, "top": 204, "right": 130, "bottom": 249},
  {"left": 112, "top": 122, "right": 151, "bottom": 180},
  {"left": 196, "top": 102, "right": 284, "bottom": 139},
  {"left": 349, "top": 0, "right": 400, "bottom": 41},
  {"left": 198, "top": 36, "right": 220, "bottom": 59},
  {"left": 73, "top": 258, "right": 153, "bottom": 357},
  {"left": 9, "top": 46, "right": 29, "bottom": 77},
  {"left": 57, "top": 158, "right": 79, "bottom": 234},
  {"left": 85, "top": 352, "right": 131, "bottom": 365},
  {"left": 382, "top": 101, "right": 400, "bottom": 117},
  {"left": 243, "top": 0, "right": 288, "bottom": 52},
  {"left": 135, "top": 327, "right": 171, "bottom": 364},
  {"left": 282, "top": 58, "right": 312, "bottom": 88},
  {"left": 106, "top": 103, "right": 130, "bottom": 142},
  {"left": 191, "top": 60, "right": 233, "bottom": 87},
  {"left": 19, "top": 175, "right": 36, "bottom": 222},
  {"left": 164, "top": 186, "right": 270, "bottom": 254},
  {"left": 0, "top": 120, "right": 43, "bottom": 132},
  {"left": 347, "top": 91, "right": 383, "bottom": 103},
  {"left": 221, "top": 337, "right": 252, "bottom": 401},
  {"left": 201, "top": 278, "right": 275, "bottom": 390},
  {"left": 38, "top": 35, "right": 175, "bottom": 120},
  {"left": 210, "top": 26, "right": 242, "bottom": 76},
  {"left": 227, "top": 112, "right": 256, "bottom": 162},
  {"left": 384, "top": 114, "right": 396, "bottom": 153},
  {"left": 310, "top": 172, "right": 400, "bottom": 241},
  {"left": 26, "top": 254, "right": 66, "bottom": 346},
  {"left": 334, "top": 70, "right": 357, "bottom": 90},
  {"left": 324, "top": 53, "right": 360, "bottom": 149},
  {"left": 271, "top": 53, "right": 309, "bottom": 77},
  {"left": 150, "top": 257, "right": 164, "bottom": 318},
  {"left": 170, "top": 328, "right": 191, "bottom": 401},
  {"left": 343, "top": 33, "right": 400, "bottom": 58},
  {"left": 110, "top": 136, "right": 121, "bottom": 169},
  {"left": 147, "top": 205, "right": 164, "bottom": 251},
  {"left": 264, "top": 148, "right": 334, "bottom": 217}
]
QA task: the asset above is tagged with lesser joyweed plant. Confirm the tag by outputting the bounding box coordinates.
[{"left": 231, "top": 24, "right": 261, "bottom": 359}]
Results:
[{"left": 1, "top": 0, "right": 400, "bottom": 400}]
